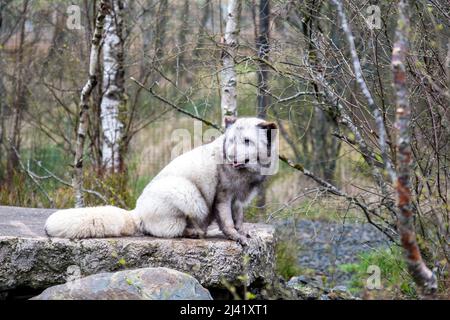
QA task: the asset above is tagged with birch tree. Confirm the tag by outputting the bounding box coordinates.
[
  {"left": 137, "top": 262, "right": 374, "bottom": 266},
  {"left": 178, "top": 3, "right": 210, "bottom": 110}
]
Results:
[
  {"left": 255, "top": 0, "right": 270, "bottom": 211},
  {"left": 332, "top": 0, "right": 396, "bottom": 185},
  {"left": 73, "top": 0, "right": 110, "bottom": 207},
  {"left": 256, "top": 0, "right": 270, "bottom": 119},
  {"left": 101, "top": 0, "right": 125, "bottom": 173},
  {"left": 220, "top": 0, "right": 241, "bottom": 126},
  {"left": 392, "top": 0, "right": 437, "bottom": 295}
]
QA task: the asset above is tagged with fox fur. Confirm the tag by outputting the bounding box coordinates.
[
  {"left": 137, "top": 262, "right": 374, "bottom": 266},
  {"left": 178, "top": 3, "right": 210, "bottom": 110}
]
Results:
[{"left": 45, "top": 117, "right": 278, "bottom": 245}]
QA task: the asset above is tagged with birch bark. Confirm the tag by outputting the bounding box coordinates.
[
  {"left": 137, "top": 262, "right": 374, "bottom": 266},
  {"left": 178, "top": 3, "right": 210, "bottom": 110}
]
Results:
[
  {"left": 392, "top": 0, "right": 437, "bottom": 295},
  {"left": 256, "top": 0, "right": 270, "bottom": 119},
  {"left": 332, "top": 0, "right": 396, "bottom": 184},
  {"left": 73, "top": 0, "right": 109, "bottom": 207},
  {"left": 101, "top": 0, "right": 125, "bottom": 173},
  {"left": 220, "top": 0, "right": 241, "bottom": 126}
]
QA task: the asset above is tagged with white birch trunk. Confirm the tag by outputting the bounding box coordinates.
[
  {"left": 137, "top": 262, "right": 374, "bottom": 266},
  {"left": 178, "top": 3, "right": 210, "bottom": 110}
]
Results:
[
  {"left": 220, "top": 0, "right": 241, "bottom": 126},
  {"left": 101, "top": 0, "right": 125, "bottom": 173},
  {"left": 73, "top": 0, "right": 109, "bottom": 207}
]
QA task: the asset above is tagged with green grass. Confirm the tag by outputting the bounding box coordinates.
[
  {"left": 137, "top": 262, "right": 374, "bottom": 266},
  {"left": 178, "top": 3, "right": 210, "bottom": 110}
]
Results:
[
  {"left": 339, "top": 246, "right": 417, "bottom": 298},
  {"left": 275, "top": 238, "right": 302, "bottom": 280}
]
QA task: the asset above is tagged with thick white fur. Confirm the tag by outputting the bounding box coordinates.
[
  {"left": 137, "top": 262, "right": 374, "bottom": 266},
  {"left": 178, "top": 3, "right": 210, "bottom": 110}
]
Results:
[
  {"left": 45, "top": 118, "right": 272, "bottom": 239},
  {"left": 45, "top": 206, "right": 137, "bottom": 238}
]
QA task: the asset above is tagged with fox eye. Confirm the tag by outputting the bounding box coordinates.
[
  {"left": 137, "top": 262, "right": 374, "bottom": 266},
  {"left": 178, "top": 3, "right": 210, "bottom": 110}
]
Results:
[{"left": 244, "top": 138, "right": 250, "bottom": 145}]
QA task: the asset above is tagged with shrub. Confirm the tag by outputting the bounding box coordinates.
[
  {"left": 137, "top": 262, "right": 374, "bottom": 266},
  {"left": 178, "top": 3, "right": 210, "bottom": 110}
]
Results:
[{"left": 339, "top": 246, "right": 417, "bottom": 298}]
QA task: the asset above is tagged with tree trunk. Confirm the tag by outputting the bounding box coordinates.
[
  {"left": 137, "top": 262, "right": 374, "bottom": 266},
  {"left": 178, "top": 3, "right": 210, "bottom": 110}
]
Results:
[
  {"left": 332, "top": 0, "right": 396, "bottom": 184},
  {"left": 176, "top": 0, "right": 190, "bottom": 86},
  {"left": 195, "top": 0, "right": 211, "bottom": 57},
  {"left": 220, "top": 0, "right": 241, "bottom": 126},
  {"left": 6, "top": 0, "right": 28, "bottom": 186},
  {"left": 0, "top": 76, "right": 4, "bottom": 170},
  {"left": 0, "top": 0, "right": 11, "bottom": 172},
  {"left": 392, "top": 0, "right": 437, "bottom": 295},
  {"left": 73, "top": 0, "right": 110, "bottom": 207},
  {"left": 154, "top": 0, "right": 168, "bottom": 62},
  {"left": 100, "top": 0, "right": 125, "bottom": 173},
  {"left": 45, "top": 5, "right": 66, "bottom": 67},
  {"left": 255, "top": 0, "right": 270, "bottom": 212},
  {"left": 139, "top": 1, "right": 153, "bottom": 78},
  {"left": 256, "top": 0, "right": 270, "bottom": 119}
]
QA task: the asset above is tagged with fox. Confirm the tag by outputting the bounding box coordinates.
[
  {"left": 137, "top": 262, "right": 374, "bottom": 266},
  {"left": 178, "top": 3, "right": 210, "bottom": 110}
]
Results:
[{"left": 45, "top": 117, "right": 278, "bottom": 246}]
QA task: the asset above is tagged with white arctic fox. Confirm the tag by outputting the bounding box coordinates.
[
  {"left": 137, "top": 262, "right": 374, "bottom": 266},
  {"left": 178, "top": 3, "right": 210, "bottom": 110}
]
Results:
[{"left": 45, "top": 117, "right": 278, "bottom": 245}]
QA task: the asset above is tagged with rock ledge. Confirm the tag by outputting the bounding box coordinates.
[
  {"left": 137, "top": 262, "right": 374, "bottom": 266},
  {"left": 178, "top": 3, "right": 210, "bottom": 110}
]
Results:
[{"left": 0, "top": 206, "right": 275, "bottom": 292}]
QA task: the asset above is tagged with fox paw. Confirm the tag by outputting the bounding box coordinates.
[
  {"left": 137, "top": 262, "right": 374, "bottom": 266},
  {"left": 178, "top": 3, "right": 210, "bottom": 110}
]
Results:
[
  {"left": 238, "top": 229, "right": 251, "bottom": 239},
  {"left": 237, "top": 235, "right": 250, "bottom": 247},
  {"left": 183, "top": 227, "right": 206, "bottom": 239}
]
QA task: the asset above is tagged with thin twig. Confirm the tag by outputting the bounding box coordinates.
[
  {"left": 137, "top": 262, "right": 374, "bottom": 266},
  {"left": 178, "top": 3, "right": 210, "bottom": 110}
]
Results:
[
  {"left": 9, "top": 141, "right": 54, "bottom": 207},
  {"left": 34, "top": 160, "right": 108, "bottom": 204},
  {"left": 332, "top": 0, "right": 397, "bottom": 183},
  {"left": 130, "top": 77, "right": 222, "bottom": 131}
]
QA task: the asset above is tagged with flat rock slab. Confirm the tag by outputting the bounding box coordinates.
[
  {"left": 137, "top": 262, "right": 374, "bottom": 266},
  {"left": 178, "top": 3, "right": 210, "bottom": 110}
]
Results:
[
  {"left": 32, "top": 267, "right": 212, "bottom": 300},
  {"left": 0, "top": 206, "right": 275, "bottom": 292}
]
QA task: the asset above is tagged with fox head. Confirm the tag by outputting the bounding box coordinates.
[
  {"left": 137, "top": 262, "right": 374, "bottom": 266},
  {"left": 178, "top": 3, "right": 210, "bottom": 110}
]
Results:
[{"left": 223, "top": 117, "right": 278, "bottom": 175}]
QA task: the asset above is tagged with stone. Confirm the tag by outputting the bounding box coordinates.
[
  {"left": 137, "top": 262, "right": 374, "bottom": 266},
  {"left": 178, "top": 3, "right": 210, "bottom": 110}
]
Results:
[
  {"left": 329, "top": 285, "right": 355, "bottom": 300},
  {"left": 288, "top": 274, "right": 325, "bottom": 290},
  {"left": 0, "top": 206, "right": 275, "bottom": 293},
  {"left": 332, "top": 285, "right": 348, "bottom": 293},
  {"left": 287, "top": 276, "right": 358, "bottom": 300},
  {"left": 31, "top": 267, "right": 212, "bottom": 300}
]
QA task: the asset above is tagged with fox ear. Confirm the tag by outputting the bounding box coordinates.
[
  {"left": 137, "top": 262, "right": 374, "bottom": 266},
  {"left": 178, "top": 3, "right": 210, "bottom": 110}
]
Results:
[
  {"left": 257, "top": 121, "right": 277, "bottom": 131},
  {"left": 257, "top": 121, "right": 278, "bottom": 157},
  {"left": 224, "top": 116, "right": 237, "bottom": 129}
]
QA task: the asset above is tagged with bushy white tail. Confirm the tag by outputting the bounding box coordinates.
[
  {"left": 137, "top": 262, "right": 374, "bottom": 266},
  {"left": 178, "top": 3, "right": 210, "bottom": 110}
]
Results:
[{"left": 45, "top": 206, "right": 138, "bottom": 239}]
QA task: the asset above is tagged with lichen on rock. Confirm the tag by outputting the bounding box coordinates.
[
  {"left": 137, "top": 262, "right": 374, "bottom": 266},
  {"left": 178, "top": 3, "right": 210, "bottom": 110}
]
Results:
[
  {"left": 31, "top": 267, "right": 212, "bottom": 300},
  {"left": 0, "top": 206, "right": 276, "bottom": 295}
]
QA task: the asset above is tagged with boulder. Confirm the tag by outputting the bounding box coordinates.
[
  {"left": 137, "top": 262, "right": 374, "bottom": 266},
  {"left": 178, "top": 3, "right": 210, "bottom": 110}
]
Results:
[
  {"left": 31, "top": 267, "right": 212, "bottom": 300},
  {"left": 0, "top": 206, "right": 275, "bottom": 294}
]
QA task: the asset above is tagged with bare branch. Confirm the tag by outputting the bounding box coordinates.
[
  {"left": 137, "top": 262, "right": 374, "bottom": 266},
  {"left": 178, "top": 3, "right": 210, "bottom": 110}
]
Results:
[
  {"left": 130, "top": 77, "right": 222, "bottom": 131},
  {"left": 9, "top": 140, "right": 54, "bottom": 207},
  {"left": 332, "top": 0, "right": 397, "bottom": 183}
]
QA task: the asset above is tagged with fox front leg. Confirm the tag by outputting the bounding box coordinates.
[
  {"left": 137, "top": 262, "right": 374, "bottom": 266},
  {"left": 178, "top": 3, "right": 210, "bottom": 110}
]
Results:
[
  {"left": 215, "top": 195, "right": 249, "bottom": 246},
  {"left": 232, "top": 201, "right": 250, "bottom": 238}
]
